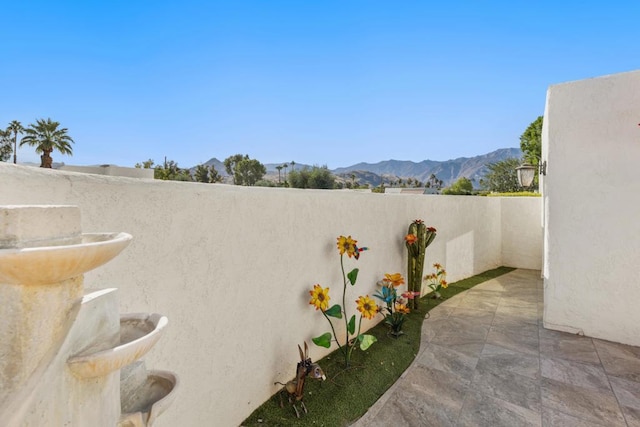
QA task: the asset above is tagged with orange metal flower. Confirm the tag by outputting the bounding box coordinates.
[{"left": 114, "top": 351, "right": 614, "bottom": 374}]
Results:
[
  {"left": 384, "top": 273, "right": 405, "bottom": 287},
  {"left": 395, "top": 303, "right": 410, "bottom": 314},
  {"left": 404, "top": 234, "right": 418, "bottom": 245}
]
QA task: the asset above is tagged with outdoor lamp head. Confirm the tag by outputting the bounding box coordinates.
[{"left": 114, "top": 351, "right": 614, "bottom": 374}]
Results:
[
  {"left": 516, "top": 160, "right": 546, "bottom": 188},
  {"left": 516, "top": 163, "right": 536, "bottom": 188}
]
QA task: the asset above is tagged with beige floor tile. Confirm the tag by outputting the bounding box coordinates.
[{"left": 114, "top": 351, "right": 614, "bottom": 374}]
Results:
[
  {"left": 458, "top": 391, "right": 542, "bottom": 427},
  {"left": 490, "top": 320, "right": 539, "bottom": 337},
  {"left": 478, "top": 344, "right": 540, "bottom": 380},
  {"left": 622, "top": 405, "right": 640, "bottom": 427},
  {"left": 358, "top": 365, "right": 469, "bottom": 427},
  {"left": 430, "top": 332, "right": 487, "bottom": 358},
  {"left": 610, "top": 375, "right": 640, "bottom": 410},
  {"left": 594, "top": 339, "right": 640, "bottom": 383},
  {"left": 428, "top": 316, "right": 491, "bottom": 337},
  {"left": 414, "top": 343, "right": 479, "bottom": 384},
  {"left": 449, "top": 307, "right": 496, "bottom": 325},
  {"left": 494, "top": 306, "right": 539, "bottom": 324},
  {"left": 541, "top": 407, "right": 610, "bottom": 427},
  {"left": 456, "top": 294, "right": 501, "bottom": 312},
  {"left": 540, "top": 357, "right": 611, "bottom": 393},
  {"left": 539, "top": 336, "right": 600, "bottom": 365},
  {"left": 471, "top": 364, "right": 541, "bottom": 413},
  {"left": 540, "top": 377, "right": 626, "bottom": 426},
  {"left": 486, "top": 327, "right": 540, "bottom": 356}
]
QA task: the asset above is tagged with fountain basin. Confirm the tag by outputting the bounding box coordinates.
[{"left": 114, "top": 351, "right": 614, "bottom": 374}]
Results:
[
  {"left": 119, "top": 370, "right": 179, "bottom": 427},
  {"left": 0, "top": 232, "right": 132, "bottom": 285},
  {"left": 67, "top": 313, "right": 168, "bottom": 378}
]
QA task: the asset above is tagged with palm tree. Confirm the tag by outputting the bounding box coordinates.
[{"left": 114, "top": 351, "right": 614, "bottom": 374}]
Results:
[
  {"left": 282, "top": 163, "right": 288, "bottom": 183},
  {"left": 0, "top": 129, "right": 12, "bottom": 161},
  {"left": 20, "top": 118, "right": 74, "bottom": 168},
  {"left": 290, "top": 160, "right": 295, "bottom": 172},
  {"left": 7, "top": 120, "right": 24, "bottom": 164},
  {"left": 276, "top": 165, "right": 283, "bottom": 184}
]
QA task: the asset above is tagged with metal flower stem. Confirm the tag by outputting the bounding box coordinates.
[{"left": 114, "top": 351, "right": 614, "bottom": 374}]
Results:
[
  {"left": 347, "top": 316, "right": 363, "bottom": 363},
  {"left": 340, "top": 254, "right": 351, "bottom": 367},
  {"left": 321, "top": 309, "right": 344, "bottom": 358}
]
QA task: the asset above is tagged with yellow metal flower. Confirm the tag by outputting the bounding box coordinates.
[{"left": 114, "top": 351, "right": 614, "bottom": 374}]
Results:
[
  {"left": 337, "top": 235, "right": 358, "bottom": 257},
  {"left": 309, "top": 284, "right": 330, "bottom": 311},
  {"left": 440, "top": 280, "right": 448, "bottom": 289},
  {"left": 384, "top": 273, "right": 405, "bottom": 287},
  {"left": 356, "top": 295, "right": 378, "bottom": 320},
  {"left": 395, "top": 303, "right": 410, "bottom": 314}
]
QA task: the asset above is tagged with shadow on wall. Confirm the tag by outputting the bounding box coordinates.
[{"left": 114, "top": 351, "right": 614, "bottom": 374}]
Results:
[{"left": 446, "top": 231, "right": 476, "bottom": 281}]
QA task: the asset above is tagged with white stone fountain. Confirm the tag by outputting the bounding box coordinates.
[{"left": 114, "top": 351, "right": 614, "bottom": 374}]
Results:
[{"left": 0, "top": 205, "right": 178, "bottom": 426}]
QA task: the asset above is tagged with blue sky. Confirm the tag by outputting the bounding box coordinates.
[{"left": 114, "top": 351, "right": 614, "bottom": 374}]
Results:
[{"left": 1, "top": 1, "right": 638, "bottom": 168}]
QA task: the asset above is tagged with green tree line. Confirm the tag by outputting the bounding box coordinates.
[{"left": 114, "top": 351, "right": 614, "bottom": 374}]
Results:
[{"left": 479, "top": 116, "right": 543, "bottom": 193}]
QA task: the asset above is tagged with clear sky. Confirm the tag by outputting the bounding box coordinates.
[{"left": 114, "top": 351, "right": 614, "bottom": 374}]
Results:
[{"left": 1, "top": 1, "right": 638, "bottom": 169}]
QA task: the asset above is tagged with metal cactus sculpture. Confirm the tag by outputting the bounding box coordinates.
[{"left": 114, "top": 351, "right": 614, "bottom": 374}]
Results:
[{"left": 405, "top": 220, "right": 437, "bottom": 309}]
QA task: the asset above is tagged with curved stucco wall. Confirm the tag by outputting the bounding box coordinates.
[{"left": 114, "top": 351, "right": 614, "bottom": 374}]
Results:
[
  {"left": 0, "top": 163, "right": 540, "bottom": 426},
  {"left": 543, "top": 69, "right": 640, "bottom": 345}
]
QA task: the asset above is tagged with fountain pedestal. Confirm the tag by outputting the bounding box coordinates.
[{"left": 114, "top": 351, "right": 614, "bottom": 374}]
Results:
[{"left": 0, "top": 205, "right": 177, "bottom": 426}]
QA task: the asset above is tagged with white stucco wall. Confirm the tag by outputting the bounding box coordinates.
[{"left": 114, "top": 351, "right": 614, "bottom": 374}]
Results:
[
  {"left": 501, "top": 197, "right": 543, "bottom": 270},
  {"left": 543, "top": 70, "right": 640, "bottom": 345},
  {"left": 60, "top": 164, "right": 154, "bottom": 179},
  {"left": 0, "top": 164, "right": 540, "bottom": 426}
]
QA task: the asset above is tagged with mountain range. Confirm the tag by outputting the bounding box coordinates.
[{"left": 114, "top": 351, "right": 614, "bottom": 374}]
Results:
[{"left": 199, "top": 147, "right": 522, "bottom": 188}]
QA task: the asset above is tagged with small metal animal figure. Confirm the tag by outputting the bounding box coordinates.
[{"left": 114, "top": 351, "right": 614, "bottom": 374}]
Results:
[{"left": 274, "top": 342, "right": 326, "bottom": 418}]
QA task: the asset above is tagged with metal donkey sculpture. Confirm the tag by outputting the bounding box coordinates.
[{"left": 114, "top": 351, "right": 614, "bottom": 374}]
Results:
[{"left": 275, "top": 342, "right": 326, "bottom": 418}]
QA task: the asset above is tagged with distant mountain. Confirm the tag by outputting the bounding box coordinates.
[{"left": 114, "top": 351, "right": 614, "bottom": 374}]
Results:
[
  {"left": 334, "top": 170, "right": 385, "bottom": 187},
  {"left": 332, "top": 148, "right": 522, "bottom": 187},
  {"left": 195, "top": 148, "right": 522, "bottom": 187},
  {"left": 199, "top": 158, "right": 227, "bottom": 175}
]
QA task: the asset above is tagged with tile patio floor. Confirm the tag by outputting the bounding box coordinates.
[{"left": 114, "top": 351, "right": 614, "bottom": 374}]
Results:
[{"left": 352, "top": 269, "right": 640, "bottom": 426}]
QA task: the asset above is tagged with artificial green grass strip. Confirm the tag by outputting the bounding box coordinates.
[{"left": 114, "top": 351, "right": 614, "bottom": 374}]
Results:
[
  {"left": 241, "top": 266, "right": 516, "bottom": 427},
  {"left": 444, "top": 266, "right": 516, "bottom": 291}
]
